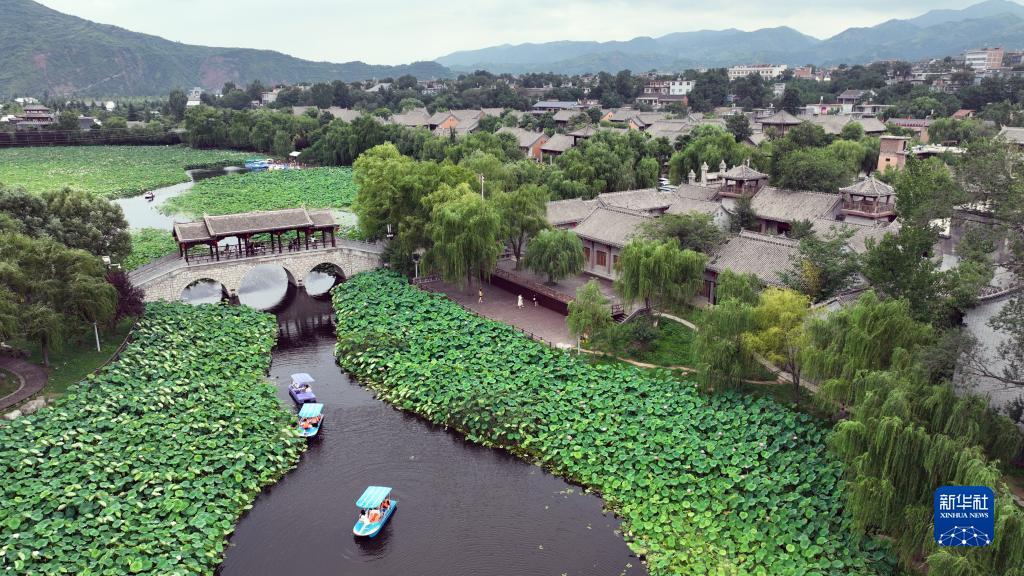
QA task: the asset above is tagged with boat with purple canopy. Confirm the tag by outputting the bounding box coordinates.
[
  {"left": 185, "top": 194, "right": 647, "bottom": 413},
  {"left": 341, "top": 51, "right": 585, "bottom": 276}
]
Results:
[{"left": 288, "top": 372, "right": 317, "bottom": 404}]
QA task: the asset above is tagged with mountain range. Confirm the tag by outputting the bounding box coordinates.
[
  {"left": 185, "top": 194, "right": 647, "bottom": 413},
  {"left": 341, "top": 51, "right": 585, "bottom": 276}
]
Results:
[
  {"left": 0, "top": 0, "right": 449, "bottom": 98},
  {"left": 2, "top": 0, "right": 1024, "bottom": 98},
  {"left": 435, "top": 0, "right": 1024, "bottom": 74}
]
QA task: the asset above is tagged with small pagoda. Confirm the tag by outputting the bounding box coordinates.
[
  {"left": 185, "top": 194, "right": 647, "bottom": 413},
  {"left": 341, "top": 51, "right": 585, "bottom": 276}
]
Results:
[{"left": 839, "top": 177, "right": 897, "bottom": 221}]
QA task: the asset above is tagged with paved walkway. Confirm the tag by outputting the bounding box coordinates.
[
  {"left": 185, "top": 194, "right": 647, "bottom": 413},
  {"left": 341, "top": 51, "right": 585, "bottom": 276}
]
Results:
[
  {"left": 0, "top": 356, "right": 48, "bottom": 411},
  {"left": 423, "top": 278, "right": 575, "bottom": 347}
]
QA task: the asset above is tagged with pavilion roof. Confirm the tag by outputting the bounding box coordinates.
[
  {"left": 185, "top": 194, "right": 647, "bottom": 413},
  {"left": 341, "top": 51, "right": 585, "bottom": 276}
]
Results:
[
  {"left": 173, "top": 207, "right": 337, "bottom": 244},
  {"left": 722, "top": 164, "right": 767, "bottom": 181},
  {"left": 840, "top": 177, "right": 895, "bottom": 198}
]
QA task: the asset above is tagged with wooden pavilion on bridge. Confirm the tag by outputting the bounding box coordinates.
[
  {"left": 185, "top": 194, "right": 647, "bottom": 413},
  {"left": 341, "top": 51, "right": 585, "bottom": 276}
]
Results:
[{"left": 172, "top": 208, "right": 341, "bottom": 263}]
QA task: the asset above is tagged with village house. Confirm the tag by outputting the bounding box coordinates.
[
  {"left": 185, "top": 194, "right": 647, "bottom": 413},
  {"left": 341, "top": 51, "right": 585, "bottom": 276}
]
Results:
[
  {"left": 389, "top": 108, "right": 431, "bottom": 129},
  {"left": 532, "top": 101, "right": 583, "bottom": 113},
  {"left": 886, "top": 118, "right": 933, "bottom": 142},
  {"left": 727, "top": 64, "right": 789, "bottom": 81},
  {"left": 836, "top": 89, "right": 874, "bottom": 112},
  {"left": 757, "top": 110, "right": 803, "bottom": 138},
  {"left": 997, "top": 126, "right": 1024, "bottom": 148},
  {"left": 291, "top": 106, "right": 363, "bottom": 123},
  {"left": 540, "top": 134, "right": 576, "bottom": 162},
  {"left": 877, "top": 135, "right": 911, "bottom": 172},
  {"left": 801, "top": 114, "right": 887, "bottom": 136},
  {"left": 496, "top": 127, "right": 548, "bottom": 161},
  {"left": 704, "top": 231, "right": 799, "bottom": 302}
]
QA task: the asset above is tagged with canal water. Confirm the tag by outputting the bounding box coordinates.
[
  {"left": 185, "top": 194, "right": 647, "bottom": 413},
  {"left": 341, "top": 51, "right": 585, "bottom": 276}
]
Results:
[
  {"left": 113, "top": 167, "right": 244, "bottom": 230},
  {"left": 216, "top": 286, "right": 646, "bottom": 576}
]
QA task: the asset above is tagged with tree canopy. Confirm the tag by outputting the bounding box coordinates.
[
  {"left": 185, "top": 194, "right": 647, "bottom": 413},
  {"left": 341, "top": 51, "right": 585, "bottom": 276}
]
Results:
[
  {"left": 523, "top": 228, "right": 585, "bottom": 285},
  {"left": 614, "top": 238, "right": 707, "bottom": 312}
]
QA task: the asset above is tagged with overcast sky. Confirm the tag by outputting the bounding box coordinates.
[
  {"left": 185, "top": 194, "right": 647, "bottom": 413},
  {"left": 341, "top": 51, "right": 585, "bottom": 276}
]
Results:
[{"left": 38, "top": 0, "right": 983, "bottom": 65}]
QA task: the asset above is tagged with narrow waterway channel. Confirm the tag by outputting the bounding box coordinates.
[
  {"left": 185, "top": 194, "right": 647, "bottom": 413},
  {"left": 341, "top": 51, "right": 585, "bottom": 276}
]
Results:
[
  {"left": 217, "top": 287, "right": 646, "bottom": 576},
  {"left": 113, "top": 167, "right": 244, "bottom": 230}
]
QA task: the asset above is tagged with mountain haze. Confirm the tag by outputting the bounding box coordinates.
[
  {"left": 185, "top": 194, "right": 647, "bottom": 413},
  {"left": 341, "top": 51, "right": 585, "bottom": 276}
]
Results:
[
  {"left": 0, "top": 0, "right": 450, "bottom": 98},
  {"left": 436, "top": 0, "right": 1024, "bottom": 73}
]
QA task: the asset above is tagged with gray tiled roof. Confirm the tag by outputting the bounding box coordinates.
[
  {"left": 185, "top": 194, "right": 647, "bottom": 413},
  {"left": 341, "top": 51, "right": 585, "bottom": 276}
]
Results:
[
  {"left": 596, "top": 188, "right": 676, "bottom": 212},
  {"left": 801, "top": 114, "right": 886, "bottom": 135},
  {"left": 760, "top": 110, "right": 803, "bottom": 126},
  {"left": 389, "top": 108, "right": 430, "bottom": 127},
  {"left": 750, "top": 187, "right": 841, "bottom": 223},
  {"left": 810, "top": 218, "right": 898, "bottom": 254},
  {"left": 572, "top": 206, "right": 651, "bottom": 247},
  {"left": 840, "top": 177, "right": 895, "bottom": 198},
  {"left": 665, "top": 196, "right": 723, "bottom": 216},
  {"left": 998, "top": 126, "right": 1024, "bottom": 144},
  {"left": 541, "top": 133, "right": 576, "bottom": 153},
  {"left": 546, "top": 198, "right": 598, "bottom": 226},
  {"left": 722, "top": 164, "right": 767, "bottom": 181},
  {"left": 674, "top": 183, "right": 720, "bottom": 201},
  {"left": 496, "top": 126, "right": 546, "bottom": 148},
  {"left": 709, "top": 231, "right": 798, "bottom": 286},
  {"left": 172, "top": 207, "right": 336, "bottom": 243},
  {"left": 553, "top": 109, "right": 587, "bottom": 122}
]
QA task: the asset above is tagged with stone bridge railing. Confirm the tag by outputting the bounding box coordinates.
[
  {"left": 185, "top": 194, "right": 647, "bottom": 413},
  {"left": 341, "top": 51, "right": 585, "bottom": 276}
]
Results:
[{"left": 130, "top": 241, "right": 385, "bottom": 302}]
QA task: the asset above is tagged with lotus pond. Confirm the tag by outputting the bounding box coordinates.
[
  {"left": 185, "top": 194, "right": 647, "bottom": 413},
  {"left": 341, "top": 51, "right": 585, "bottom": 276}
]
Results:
[
  {"left": 0, "top": 303, "right": 304, "bottom": 575},
  {"left": 332, "top": 272, "right": 895, "bottom": 575},
  {"left": 0, "top": 146, "right": 250, "bottom": 198},
  {"left": 160, "top": 167, "right": 357, "bottom": 218}
]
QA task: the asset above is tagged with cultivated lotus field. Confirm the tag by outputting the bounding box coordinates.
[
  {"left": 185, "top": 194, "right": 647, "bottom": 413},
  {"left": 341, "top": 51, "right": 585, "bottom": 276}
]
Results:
[
  {"left": 332, "top": 272, "right": 893, "bottom": 575},
  {"left": 0, "top": 303, "right": 304, "bottom": 574},
  {"left": 160, "top": 167, "right": 358, "bottom": 218},
  {"left": 0, "top": 146, "right": 250, "bottom": 198}
]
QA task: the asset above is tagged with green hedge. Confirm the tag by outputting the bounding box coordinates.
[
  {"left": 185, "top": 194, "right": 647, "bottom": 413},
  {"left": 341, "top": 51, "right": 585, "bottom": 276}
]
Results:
[
  {"left": 332, "top": 271, "right": 893, "bottom": 575},
  {"left": 0, "top": 303, "right": 303, "bottom": 575}
]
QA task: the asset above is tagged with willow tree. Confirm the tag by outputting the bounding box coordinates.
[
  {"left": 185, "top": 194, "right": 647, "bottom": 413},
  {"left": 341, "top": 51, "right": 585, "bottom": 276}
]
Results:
[
  {"left": 0, "top": 231, "right": 116, "bottom": 365},
  {"left": 567, "top": 280, "right": 612, "bottom": 346},
  {"left": 694, "top": 298, "right": 756, "bottom": 390},
  {"left": 614, "top": 238, "right": 707, "bottom": 313},
  {"left": 492, "top": 184, "right": 549, "bottom": 269},
  {"left": 523, "top": 228, "right": 585, "bottom": 285},
  {"left": 742, "top": 287, "right": 812, "bottom": 402},
  {"left": 806, "top": 291, "right": 1024, "bottom": 573},
  {"left": 424, "top": 183, "right": 502, "bottom": 289}
]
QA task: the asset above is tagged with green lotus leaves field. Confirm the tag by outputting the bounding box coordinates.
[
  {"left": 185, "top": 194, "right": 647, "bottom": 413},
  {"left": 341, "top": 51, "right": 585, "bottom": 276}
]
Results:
[
  {"left": 0, "top": 146, "right": 250, "bottom": 198},
  {"left": 160, "top": 167, "right": 358, "bottom": 218},
  {"left": 332, "top": 272, "right": 893, "bottom": 575},
  {"left": 0, "top": 303, "right": 304, "bottom": 575}
]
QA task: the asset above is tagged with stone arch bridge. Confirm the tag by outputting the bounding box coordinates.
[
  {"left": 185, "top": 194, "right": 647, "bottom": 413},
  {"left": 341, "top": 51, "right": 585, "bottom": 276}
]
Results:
[{"left": 129, "top": 241, "right": 385, "bottom": 302}]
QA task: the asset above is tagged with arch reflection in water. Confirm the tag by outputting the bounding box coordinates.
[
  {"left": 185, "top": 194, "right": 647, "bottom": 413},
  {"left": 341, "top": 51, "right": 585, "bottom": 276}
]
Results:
[
  {"left": 180, "top": 278, "right": 227, "bottom": 305},
  {"left": 238, "top": 264, "right": 295, "bottom": 310},
  {"left": 304, "top": 263, "right": 346, "bottom": 297}
]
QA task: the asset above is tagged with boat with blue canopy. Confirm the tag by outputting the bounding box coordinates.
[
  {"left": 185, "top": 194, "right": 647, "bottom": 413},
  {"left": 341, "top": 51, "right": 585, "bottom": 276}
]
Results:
[
  {"left": 296, "top": 403, "right": 324, "bottom": 438},
  {"left": 353, "top": 486, "right": 397, "bottom": 537},
  {"left": 288, "top": 372, "right": 317, "bottom": 404}
]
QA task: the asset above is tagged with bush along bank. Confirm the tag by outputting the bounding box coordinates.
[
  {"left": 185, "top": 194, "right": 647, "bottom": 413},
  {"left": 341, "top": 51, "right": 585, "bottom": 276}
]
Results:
[
  {"left": 332, "top": 271, "right": 894, "bottom": 576},
  {"left": 0, "top": 302, "right": 304, "bottom": 575}
]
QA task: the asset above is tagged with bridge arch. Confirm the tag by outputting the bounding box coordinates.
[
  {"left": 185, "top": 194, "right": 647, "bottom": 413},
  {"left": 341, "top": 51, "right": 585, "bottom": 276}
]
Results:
[{"left": 180, "top": 278, "right": 228, "bottom": 304}]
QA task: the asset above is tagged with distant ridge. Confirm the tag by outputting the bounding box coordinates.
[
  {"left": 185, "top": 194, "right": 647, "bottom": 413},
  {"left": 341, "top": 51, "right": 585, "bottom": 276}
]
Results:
[
  {"left": 435, "top": 0, "right": 1024, "bottom": 73},
  {"left": 0, "top": 0, "right": 451, "bottom": 97}
]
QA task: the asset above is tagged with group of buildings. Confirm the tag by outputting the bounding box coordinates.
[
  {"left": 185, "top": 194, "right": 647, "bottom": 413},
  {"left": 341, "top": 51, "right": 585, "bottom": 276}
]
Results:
[{"left": 0, "top": 102, "right": 102, "bottom": 131}]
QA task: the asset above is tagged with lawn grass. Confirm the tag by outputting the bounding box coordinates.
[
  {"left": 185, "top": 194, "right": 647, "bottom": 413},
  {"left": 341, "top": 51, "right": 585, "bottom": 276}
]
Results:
[
  {"left": 18, "top": 318, "right": 135, "bottom": 397},
  {"left": 629, "top": 317, "right": 697, "bottom": 366},
  {"left": 160, "top": 167, "right": 357, "bottom": 218},
  {"left": 0, "top": 368, "right": 20, "bottom": 400},
  {"left": 0, "top": 145, "right": 250, "bottom": 198}
]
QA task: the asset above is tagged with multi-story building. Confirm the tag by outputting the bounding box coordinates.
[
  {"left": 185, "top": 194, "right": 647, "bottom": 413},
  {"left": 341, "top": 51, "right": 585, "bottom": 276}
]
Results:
[
  {"left": 964, "top": 47, "right": 1004, "bottom": 71},
  {"left": 642, "top": 78, "right": 695, "bottom": 96},
  {"left": 727, "top": 64, "right": 788, "bottom": 82}
]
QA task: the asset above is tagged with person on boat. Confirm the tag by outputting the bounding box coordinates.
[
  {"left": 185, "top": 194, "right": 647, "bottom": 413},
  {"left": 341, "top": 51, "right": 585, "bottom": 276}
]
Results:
[
  {"left": 381, "top": 499, "right": 390, "bottom": 511},
  {"left": 358, "top": 509, "right": 369, "bottom": 524},
  {"left": 368, "top": 509, "right": 382, "bottom": 523}
]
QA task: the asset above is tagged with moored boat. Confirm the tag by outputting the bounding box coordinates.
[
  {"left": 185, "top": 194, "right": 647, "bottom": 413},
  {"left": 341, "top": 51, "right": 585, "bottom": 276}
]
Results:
[
  {"left": 288, "top": 372, "right": 317, "bottom": 404},
  {"left": 144, "top": 191, "right": 155, "bottom": 201},
  {"left": 353, "top": 486, "right": 397, "bottom": 538},
  {"left": 296, "top": 402, "right": 324, "bottom": 438}
]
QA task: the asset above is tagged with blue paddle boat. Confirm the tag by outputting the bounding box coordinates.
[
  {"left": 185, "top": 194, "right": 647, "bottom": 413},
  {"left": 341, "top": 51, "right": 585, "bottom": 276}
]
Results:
[
  {"left": 353, "top": 486, "right": 397, "bottom": 537},
  {"left": 296, "top": 403, "right": 324, "bottom": 438},
  {"left": 288, "top": 373, "right": 317, "bottom": 404}
]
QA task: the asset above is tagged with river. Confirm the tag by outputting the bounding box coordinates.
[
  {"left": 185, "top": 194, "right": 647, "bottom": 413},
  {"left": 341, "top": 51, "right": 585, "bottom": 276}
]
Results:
[
  {"left": 215, "top": 286, "right": 646, "bottom": 576},
  {"left": 113, "top": 167, "right": 244, "bottom": 230}
]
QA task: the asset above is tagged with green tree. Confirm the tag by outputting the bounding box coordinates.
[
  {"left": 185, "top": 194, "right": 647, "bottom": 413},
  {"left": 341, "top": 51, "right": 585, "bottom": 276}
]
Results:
[
  {"left": 726, "top": 114, "right": 752, "bottom": 142},
  {"left": 839, "top": 121, "right": 863, "bottom": 141},
  {"left": 614, "top": 238, "right": 707, "bottom": 312},
  {"left": 642, "top": 211, "right": 725, "bottom": 253},
  {"left": 776, "top": 148, "right": 855, "bottom": 192},
  {"left": 667, "top": 125, "right": 750, "bottom": 184},
  {"left": 862, "top": 225, "right": 945, "bottom": 321},
  {"left": 636, "top": 156, "right": 660, "bottom": 189},
  {"left": 731, "top": 195, "right": 758, "bottom": 232},
  {"left": 0, "top": 186, "right": 131, "bottom": 261},
  {"left": 523, "top": 228, "right": 585, "bottom": 285},
  {"left": 780, "top": 88, "right": 803, "bottom": 115},
  {"left": 272, "top": 130, "right": 293, "bottom": 156},
  {"left": 55, "top": 110, "right": 80, "bottom": 132},
  {"left": 167, "top": 89, "right": 187, "bottom": 122},
  {"left": 491, "top": 185, "right": 549, "bottom": 269},
  {"left": 310, "top": 83, "right": 333, "bottom": 109},
  {"left": 715, "top": 269, "right": 761, "bottom": 305},
  {"left": 779, "top": 226, "right": 859, "bottom": 302},
  {"left": 424, "top": 183, "right": 502, "bottom": 288},
  {"left": 695, "top": 297, "right": 757, "bottom": 389},
  {"left": 742, "top": 287, "right": 812, "bottom": 401},
  {"left": 893, "top": 156, "right": 964, "bottom": 226},
  {"left": 184, "top": 105, "right": 227, "bottom": 149},
  {"left": 567, "top": 280, "right": 613, "bottom": 345},
  {"left": 0, "top": 232, "right": 117, "bottom": 366}
]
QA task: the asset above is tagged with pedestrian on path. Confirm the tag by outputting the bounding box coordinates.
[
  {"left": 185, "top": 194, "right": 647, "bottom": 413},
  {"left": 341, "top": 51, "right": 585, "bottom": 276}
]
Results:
[
  {"left": 517, "top": 294, "right": 524, "bottom": 309},
  {"left": 478, "top": 288, "right": 484, "bottom": 303},
  {"left": 532, "top": 295, "right": 538, "bottom": 307}
]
